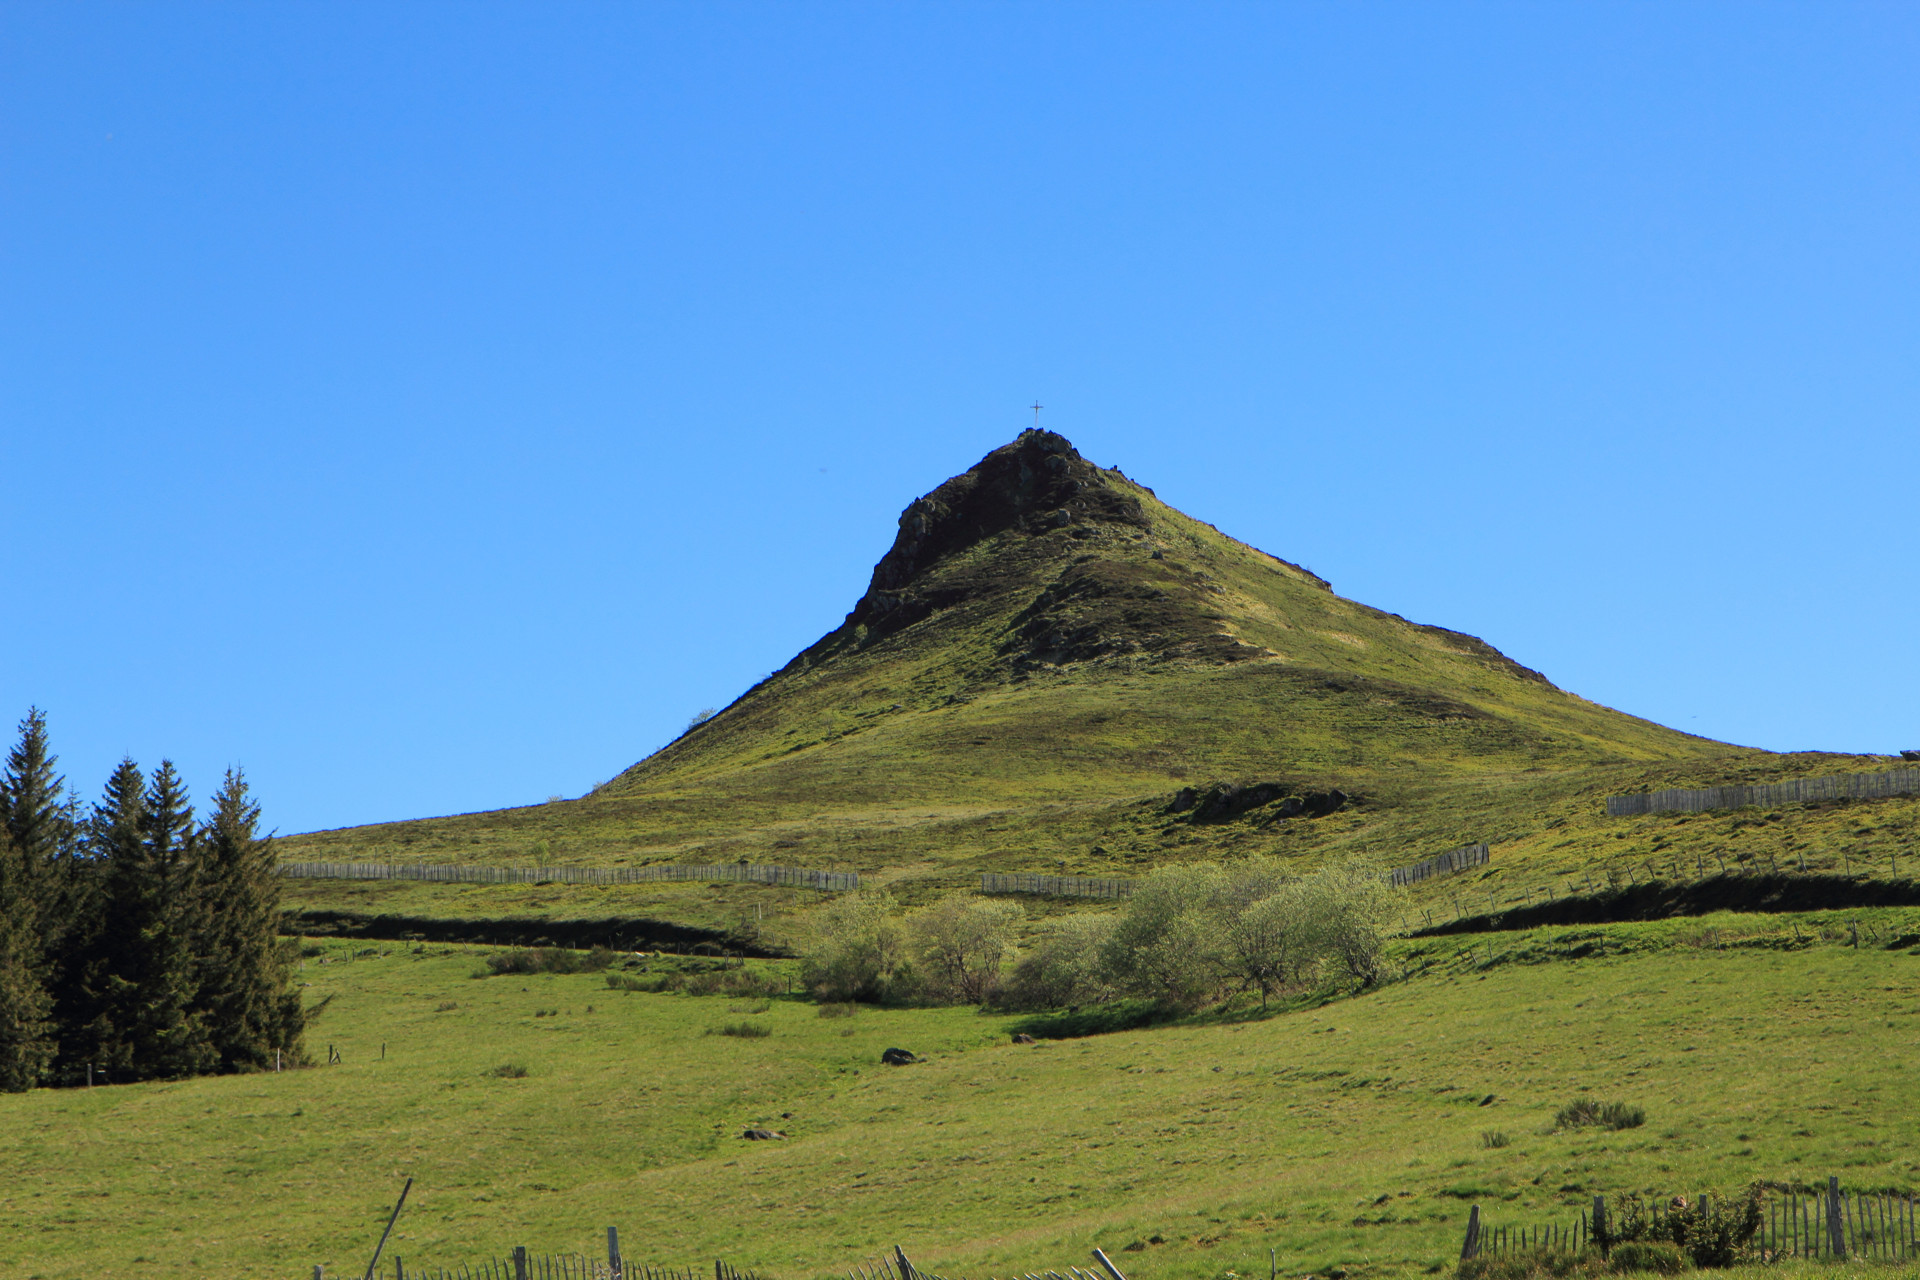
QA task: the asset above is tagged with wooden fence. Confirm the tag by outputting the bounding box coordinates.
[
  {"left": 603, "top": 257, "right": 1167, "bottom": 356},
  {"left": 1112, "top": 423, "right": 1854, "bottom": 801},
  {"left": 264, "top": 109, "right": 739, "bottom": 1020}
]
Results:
[
  {"left": 980, "top": 872, "right": 1136, "bottom": 900},
  {"left": 982, "top": 844, "right": 1490, "bottom": 901},
  {"left": 370, "top": 1252, "right": 759, "bottom": 1280},
  {"left": 278, "top": 861, "right": 859, "bottom": 892},
  {"left": 1606, "top": 766, "right": 1920, "bottom": 817},
  {"left": 1463, "top": 1178, "right": 1918, "bottom": 1264},
  {"left": 357, "top": 1240, "right": 1126, "bottom": 1280},
  {"left": 1387, "top": 843, "right": 1489, "bottom": 888}
]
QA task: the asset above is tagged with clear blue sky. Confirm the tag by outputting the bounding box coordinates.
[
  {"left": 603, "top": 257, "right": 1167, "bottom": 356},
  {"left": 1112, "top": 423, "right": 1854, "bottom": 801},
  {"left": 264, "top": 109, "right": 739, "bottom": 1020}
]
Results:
[{"left": 4, "top": 3, "right": 1917, "bottom": 836}]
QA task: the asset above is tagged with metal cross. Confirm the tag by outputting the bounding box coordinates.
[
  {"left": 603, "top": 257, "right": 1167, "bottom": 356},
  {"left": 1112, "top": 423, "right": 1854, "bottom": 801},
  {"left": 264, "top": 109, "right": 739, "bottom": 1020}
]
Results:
[{"left": 1030, "top": 401, "right": 1044, "bottom": 429}]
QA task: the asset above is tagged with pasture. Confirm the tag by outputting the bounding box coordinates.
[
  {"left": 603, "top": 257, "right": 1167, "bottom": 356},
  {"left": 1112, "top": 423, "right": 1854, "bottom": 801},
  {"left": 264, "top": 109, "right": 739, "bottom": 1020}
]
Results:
[{"left": 5, "top": 909, "right": 1919, "bottom": 1280}]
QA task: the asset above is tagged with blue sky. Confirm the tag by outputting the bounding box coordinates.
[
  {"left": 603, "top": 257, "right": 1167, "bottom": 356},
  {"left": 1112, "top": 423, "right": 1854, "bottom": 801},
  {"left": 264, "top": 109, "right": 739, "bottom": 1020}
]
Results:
[{"left": 4, "top": 2, "right": 1917, "bottom": 835}]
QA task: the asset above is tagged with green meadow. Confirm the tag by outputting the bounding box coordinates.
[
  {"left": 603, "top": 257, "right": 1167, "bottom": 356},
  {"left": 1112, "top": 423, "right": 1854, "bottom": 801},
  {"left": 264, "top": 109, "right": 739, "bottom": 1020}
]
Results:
[{"left": 6, "top": 910, "right": 1919, "bottom": 1280}]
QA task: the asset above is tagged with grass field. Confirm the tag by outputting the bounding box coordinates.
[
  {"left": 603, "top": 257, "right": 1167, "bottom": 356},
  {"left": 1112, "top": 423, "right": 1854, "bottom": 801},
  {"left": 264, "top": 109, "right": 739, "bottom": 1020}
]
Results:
[{"left": 7, "top": 909, "right": 1920, "bottom": 1280}]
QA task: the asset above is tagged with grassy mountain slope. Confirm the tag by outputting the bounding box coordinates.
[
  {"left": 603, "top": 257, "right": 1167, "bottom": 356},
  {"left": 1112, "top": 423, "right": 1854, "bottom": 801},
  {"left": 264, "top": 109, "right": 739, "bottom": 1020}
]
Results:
[{"left": 280, "top": 431, "right": 1911, "bottom": 927}]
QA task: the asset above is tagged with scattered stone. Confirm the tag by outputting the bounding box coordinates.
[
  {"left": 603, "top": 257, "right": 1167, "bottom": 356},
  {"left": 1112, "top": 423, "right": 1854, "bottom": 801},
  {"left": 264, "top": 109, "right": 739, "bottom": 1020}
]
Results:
[
  {"left": 880, "top": 1047, "right": 919, "bottom": 1065},
  {"left": 1121, "top": 1243, "right": 1145, "bottom": 1253},
  {"left": 1903, "top": 750, "right": 1920, "bottom": 761},
  {"left": 741, "top": 1128, "right": 784, "bottom": 1140},
  {"left": 1011, "top": 1033, "right": 1035, "bottom": 1044}
]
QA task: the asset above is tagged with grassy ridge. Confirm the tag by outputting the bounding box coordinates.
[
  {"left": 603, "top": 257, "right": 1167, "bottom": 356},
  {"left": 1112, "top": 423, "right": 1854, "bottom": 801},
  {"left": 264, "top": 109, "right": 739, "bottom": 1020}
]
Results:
[{"left": 6, "top": 914, "right": 1920, "bottom": 1279}]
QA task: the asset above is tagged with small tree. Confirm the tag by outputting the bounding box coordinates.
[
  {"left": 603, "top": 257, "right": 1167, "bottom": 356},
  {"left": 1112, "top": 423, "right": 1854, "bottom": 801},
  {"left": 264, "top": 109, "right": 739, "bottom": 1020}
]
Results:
[
  {"left": 196, "top": 768, "right": 304, "bottom": 1071},
  {"left": 801, "top": 890, "right": 904, "bottom": 1002},
  {"left": 909, "top": 894, "right": 1023, "bottom": 1004},
  {"left": 1299, "top": 858, "right": 1397, "bottom": 988},
  {"left": 1100, "top": 864, "right": 1224, "bottom": 1009},
  {"left": 1000, "top": 912, "right": 1116, "bottom": 1009}
]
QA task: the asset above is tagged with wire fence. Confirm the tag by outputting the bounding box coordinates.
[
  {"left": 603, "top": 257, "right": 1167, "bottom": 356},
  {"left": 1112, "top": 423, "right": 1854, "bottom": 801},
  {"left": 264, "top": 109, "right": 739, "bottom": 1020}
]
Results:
[
  {"left": 979, "top": 872, "right": 1136, "bottom": 899},
  {"left": 1606, "top": 767, "right": 1920, "bottom": 817},
  {"left": 278, "top": 861, "right": 859, "bottom": 892}
]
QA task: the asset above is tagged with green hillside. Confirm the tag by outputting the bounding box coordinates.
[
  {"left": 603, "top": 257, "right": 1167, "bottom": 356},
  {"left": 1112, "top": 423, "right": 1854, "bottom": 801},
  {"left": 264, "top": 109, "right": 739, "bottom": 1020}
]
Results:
[{"left": 279, "top": 431, "right": 1913, "bottom": 932}]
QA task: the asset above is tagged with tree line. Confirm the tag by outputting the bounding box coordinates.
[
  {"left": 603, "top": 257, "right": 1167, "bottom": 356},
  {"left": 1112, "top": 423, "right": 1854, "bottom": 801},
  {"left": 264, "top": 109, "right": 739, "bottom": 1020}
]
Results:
[
  {"left": 801, "top": 855, "right": 1399, "bottom": 1010},
  {"left": 0, "top": 709, "right": 305, "bottom": 1092}
]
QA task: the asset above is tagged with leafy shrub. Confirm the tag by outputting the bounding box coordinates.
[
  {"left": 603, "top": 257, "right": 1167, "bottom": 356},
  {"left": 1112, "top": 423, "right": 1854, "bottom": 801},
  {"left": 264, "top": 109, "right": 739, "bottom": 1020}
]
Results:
[
  {"left": 1596, "top": 1187, "right": 1762, "bottom": 1268},
  {"left": 481, "top": 947, "right": 617, "bottom": 977},
  {"left": 707, "top": 1022, "right": 771, "bottom": 1039},
  {"left": 1482, "top": 1130, "right": 1511, "bottom": 1148},
  {"left": 909, "top": 894, "right": 1024, "bottom": 1003},
  {"left": 801, "top": 891, "right": 905, "bottom": 1002},
  {"left": 998, "top": 913, "right": 1117, "bottom": 1010},
  {"left": 1556, "top": 1099, "right": 1646, "bottom": 1131},
  {"left": 485, "top": 1063, "right": 528, "bottom": 1078},
  {"left": 1606, "top": 1241, "right": 1687, "bottom": 1275}
]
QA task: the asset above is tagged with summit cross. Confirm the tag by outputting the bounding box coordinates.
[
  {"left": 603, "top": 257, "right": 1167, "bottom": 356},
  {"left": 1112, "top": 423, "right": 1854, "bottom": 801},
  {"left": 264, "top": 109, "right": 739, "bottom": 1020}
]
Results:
[{"left": 1030, "top": 401, "right": 1044, "bottom": 429}]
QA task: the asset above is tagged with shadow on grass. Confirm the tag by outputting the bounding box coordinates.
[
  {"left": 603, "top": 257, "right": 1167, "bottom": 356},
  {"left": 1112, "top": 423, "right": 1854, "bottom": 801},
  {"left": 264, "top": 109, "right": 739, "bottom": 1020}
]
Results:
[{"left": 1416, "top": 873, "right": 1920, "bottom": 938}]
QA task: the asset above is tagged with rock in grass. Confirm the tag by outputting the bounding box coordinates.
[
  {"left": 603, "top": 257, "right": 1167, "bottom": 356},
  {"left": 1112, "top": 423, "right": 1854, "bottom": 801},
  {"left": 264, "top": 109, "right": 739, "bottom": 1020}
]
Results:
[
  {"left": 741, "top": 1128, "right": 784, "bottom": 1140},
  {"left": 880, "top": 1047, "right": 919, "bottom": 1065},
  {"left": 1011, "top": 1033, "right": 1035, "bottom": 1044}
]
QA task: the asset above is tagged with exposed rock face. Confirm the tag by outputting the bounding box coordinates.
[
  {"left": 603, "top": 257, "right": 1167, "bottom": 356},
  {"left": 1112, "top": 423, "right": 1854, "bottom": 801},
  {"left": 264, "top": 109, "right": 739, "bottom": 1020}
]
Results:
[
  {"left": 880, "top": 1047, "right": 919, "bottom": 1065},
  {"left": 841, "top": 430, "right": 1152, "bottom": 646}
]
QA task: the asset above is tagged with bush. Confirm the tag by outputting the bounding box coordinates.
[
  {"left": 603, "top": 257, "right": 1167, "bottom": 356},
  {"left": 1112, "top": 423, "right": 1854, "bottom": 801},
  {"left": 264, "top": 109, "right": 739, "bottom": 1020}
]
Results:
[
  {"left": 1607, "top": 1242, "right": 1687, "bottom": 1275},
  {"left": 909, "top": 894, "right": 1023, "bottom": 1004},
  {"left": 1595, "top": 1187, "right": 1762, "bottom": 1269},
  {"left": 481, "top": 947, "right": 616, "bottom": 977},
  {"left": 1556, "top": 1099, "right": 1646, "bottom": 1131},
  {"left": 485, "top": 1063, "right": 528, "bottom": 1078},
  {"left": 998, "top": 914, "right": 1117, "bottom": 1010},
  {"left": 801, "top": 890, "right": 905, "bottom": 1002},
  {"left": 707, "top": 1022, "right": 771, "bottom": 1039},
  {"left": 1482, "top": 1130, "right": 1510, "bottom": 1148}
]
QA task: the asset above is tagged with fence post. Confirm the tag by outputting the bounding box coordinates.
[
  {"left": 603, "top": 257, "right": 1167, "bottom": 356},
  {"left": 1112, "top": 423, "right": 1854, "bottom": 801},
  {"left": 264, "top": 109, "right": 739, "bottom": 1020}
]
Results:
[
  {"left": 1830, "top": 1177, "right": 1847, "bottom": 1259},
  {"left": 894, "top": 1247, "right": 915, "bottom": 1280},
  {"left": 608, "top": 1228, "right": 621, "bottom": 1280},
  {"left": 515, "top": 1247, "right": 529, "bottom": 1280},
  {"left": 1092, "top": 1248, "right": 1128, "bottom": 1280},
  {"left": 1591, "top": 1196, "right": 1607, "bottom": 1256},
  {"left": 1461, "top": 1206, "right": 1482, "bottom": 1260}
]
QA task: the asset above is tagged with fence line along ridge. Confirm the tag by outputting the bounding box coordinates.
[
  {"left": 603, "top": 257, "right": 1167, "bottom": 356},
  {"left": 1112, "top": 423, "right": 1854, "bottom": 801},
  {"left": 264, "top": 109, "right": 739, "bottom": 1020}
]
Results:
[
  {"left": 1607, "top": 766, "right": 1920, "bottom": 817},
  {"left": 1387, "top": 842, "right": 1489, "bottom": 887},
  {"left": 278, "top": 861, "right": 859, "bottom": 892}
]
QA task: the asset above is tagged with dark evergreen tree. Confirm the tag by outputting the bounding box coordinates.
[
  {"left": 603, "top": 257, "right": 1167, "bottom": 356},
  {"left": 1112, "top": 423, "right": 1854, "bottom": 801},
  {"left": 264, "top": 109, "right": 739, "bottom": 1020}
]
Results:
[
  {"left": 88, "top": 759, "right": 215, "bottom": 1079},
  {"left": 196, "top": 768, "right": 303, "bottom": 1069},
  {"left": 0, "top": 709, "right": 64, "bottom": 1089},
  {"left": 0, "top": 826, "right": 55, "bottom": 1090}
]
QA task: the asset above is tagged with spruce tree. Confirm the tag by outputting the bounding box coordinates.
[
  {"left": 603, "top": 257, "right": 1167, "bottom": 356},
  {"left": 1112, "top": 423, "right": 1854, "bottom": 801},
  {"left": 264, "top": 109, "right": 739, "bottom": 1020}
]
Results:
[
  {"left": 88, "top": 759, "right": 215, "bottom": 1079},
  {"left": 0, "top": 826, "right": 55, "bottom": 1090},
  {"left": 0, "top": 709, "right": 64, "bottom": 1089},
  {"left": 197, "top": 768, "right": 303, "bottom": 1070}
]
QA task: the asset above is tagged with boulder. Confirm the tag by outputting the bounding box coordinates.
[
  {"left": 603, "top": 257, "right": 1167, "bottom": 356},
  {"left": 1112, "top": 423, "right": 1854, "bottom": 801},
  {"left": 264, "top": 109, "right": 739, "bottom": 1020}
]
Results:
[
  {"left": 1011, "top": 1033, "right": 1035, "bottom": 1044},
  {"left": 741, "top": 1128, "right": 784, "bottom": 1140},
  {"left": 880, "top": 1047, "right": 919, "bottom": 1065}
]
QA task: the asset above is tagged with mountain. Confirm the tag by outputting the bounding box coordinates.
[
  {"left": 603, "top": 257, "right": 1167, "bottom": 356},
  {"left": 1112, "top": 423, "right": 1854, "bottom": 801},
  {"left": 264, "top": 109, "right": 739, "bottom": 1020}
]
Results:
[{"left": 284, "top": 428, "right": 1907, "bottom": 931}]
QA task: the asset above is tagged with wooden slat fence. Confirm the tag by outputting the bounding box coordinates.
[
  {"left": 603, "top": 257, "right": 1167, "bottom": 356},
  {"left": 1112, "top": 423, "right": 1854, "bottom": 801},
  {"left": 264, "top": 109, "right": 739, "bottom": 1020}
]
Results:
[
  {"left": 1463, "top": 1180, "right": 1917, "bottom": 1263},
  {"left": 1387, "top": 843, "right": 1489, "bottom": 888},
  {"left": 371, "top": 1250, "right": 761, "bottom": 1280},
  {"left": 1607, "top": 767, "right": 1920, "bottom": 817},
  {"left": 979, "top": 873, "right": 1136, "bottom": 900},
  {"left": 279, "top": 861, "right": 858, "bottom": 892},
  {"left": 983, "top": 844, "right": 1490, "bottom": 900}
]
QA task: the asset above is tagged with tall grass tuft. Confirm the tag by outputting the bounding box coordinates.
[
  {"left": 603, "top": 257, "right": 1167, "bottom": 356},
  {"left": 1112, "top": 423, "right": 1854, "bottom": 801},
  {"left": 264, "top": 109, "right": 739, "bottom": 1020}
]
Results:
[
  {"left": 485, "top": 1063, "right": 529, "bottom": 1078},
  {"left": 708, "top": 1022, "right": 772, "bottom": 1039},
  {"left": 1555, "top": 1099, "right": 1645, "bottom": 1131}
]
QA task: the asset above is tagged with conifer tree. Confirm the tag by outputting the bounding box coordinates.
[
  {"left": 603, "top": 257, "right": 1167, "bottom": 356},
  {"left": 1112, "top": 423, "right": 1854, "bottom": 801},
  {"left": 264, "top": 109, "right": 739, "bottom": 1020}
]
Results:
[
  {"left": 0, "top": 709, "right": 64, "bottom": 1089},
  {"left": 0, "top": 826, "right": 55, "bottom": 1090},
  {"left": 88, "top": 759, "right": 215, "bottom": 1079},
  {"left": 197, "top": 768, "right": 303, "bottom": 1069}
]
